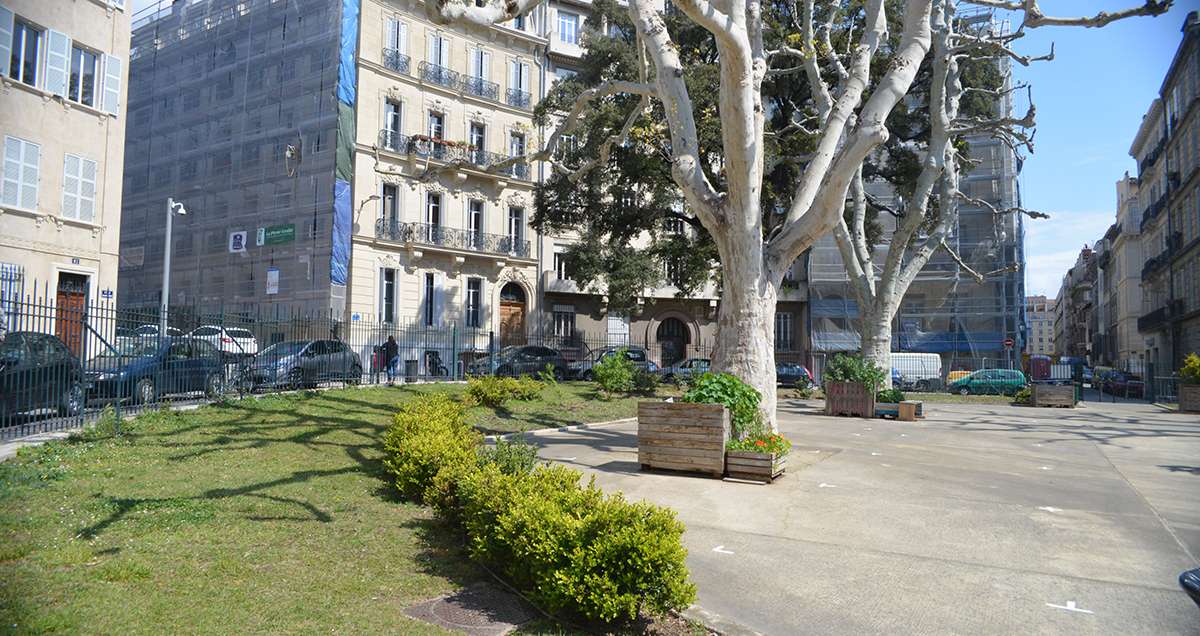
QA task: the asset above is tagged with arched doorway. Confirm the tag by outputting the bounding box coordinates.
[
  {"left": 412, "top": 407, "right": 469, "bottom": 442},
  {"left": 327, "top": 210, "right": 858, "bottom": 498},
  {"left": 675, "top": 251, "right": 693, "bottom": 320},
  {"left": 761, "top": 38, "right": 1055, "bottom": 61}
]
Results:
[
  {"left": 499, "top": 282, "right": 527, "bottom": 345},
  {"left": 656, "top": 317, "right": 690, "bottom": 367}
]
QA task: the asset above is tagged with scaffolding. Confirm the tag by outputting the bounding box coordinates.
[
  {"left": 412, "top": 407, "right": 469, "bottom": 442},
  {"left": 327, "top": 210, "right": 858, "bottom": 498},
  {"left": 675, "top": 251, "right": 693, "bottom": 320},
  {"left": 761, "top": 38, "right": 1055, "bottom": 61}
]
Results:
[{"left": 118, "top": 0, "right": 343, "bottom": 315}]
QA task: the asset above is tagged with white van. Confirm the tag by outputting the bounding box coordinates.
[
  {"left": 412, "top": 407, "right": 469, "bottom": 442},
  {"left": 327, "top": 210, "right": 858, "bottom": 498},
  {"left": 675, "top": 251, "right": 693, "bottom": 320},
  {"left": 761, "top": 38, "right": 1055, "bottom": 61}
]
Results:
[{"left": 891, "top": 353, "right": 943, "bottom": 391}]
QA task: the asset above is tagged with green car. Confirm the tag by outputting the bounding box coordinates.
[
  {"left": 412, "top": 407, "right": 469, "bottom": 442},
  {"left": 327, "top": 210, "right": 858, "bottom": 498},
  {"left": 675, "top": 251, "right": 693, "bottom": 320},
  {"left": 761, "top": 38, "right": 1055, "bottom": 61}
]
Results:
[{"left": 948, "top": 369, "right": 1027, "bottom": 396}]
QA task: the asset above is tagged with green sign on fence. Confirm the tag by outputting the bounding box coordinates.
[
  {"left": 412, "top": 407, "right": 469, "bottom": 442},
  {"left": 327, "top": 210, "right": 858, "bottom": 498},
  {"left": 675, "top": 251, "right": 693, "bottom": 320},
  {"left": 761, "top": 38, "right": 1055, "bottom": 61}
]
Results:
[{"left": 263, "top": 224, "right": 295, "bottom": 245}]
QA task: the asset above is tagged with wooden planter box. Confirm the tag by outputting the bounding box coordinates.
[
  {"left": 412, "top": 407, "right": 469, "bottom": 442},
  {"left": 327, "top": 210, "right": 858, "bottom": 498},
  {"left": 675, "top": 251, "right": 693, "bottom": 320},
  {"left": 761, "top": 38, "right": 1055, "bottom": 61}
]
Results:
[
  {"left": 1180, "top": 384, "right": 1200, "bottom": 413},
  {"left": 825, "top": 381, "right": 875, "bottom": 418},
  {"left": 637, "top": 402, "right": 728, "bottom": 478},
  {"left": 875, "top": 402, "right": 899, "bottom": 418},
  {"left": 1033, "top": 383, "right": 1076, "bottom": 408},
  {"left": 726, "top": 451, "right": 787, "bottom": 483},
  {"left": 898, "top": 401, "right": 922, "bottom": 421}
]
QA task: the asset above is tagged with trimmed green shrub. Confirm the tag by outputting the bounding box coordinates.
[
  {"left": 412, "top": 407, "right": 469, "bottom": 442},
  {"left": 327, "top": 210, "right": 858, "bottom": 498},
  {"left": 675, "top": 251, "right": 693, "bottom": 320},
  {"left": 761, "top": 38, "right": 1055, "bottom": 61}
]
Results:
[
  {"left": 479, "top": 437, "right": 539, "bottom": 476},
  {"left": 457, "top": 463, "right": 696, "bottom": 623},
  {"left": 1013, "top": 386, "right": 1032, "bottom": 405},
  {"left": 592, "top": 350, "right": 634, "bottom": 395},
  {"left": 875, "top": 388, "right": 905, "bottom": 403},
  {"left": 824, "top": 354, "right": 887, "bottom": 388},
  {"left": 1181, "top": 353, "right": 1200, "bottom": 385},
  {"left": 632, "top": 368, "right": 660, "bottom": 392},
  {"left": 682, "top": 372, "right": 761, "bottom": 438},
  {"left": 466, "top": 375, "right": 544, "bottom": 407},
  {"left": 381, "top": 394, "right": 481, "bottom": 512}
]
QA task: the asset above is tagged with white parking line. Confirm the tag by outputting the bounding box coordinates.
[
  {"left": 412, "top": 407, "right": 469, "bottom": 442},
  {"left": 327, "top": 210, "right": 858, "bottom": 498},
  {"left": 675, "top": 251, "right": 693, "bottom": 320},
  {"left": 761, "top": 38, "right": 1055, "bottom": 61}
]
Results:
[
  {"left": 819, "top": 483, "right": 837, "bottom": 488},
  {"left": 712, "top": 545, "right": 735, "bottom": 554},
  {"left": 1037, "top": 506, "right": 1063, "bottom": 513},
  {"left": 1046, "top": 600, "right": 1093, "bottom": 614}
]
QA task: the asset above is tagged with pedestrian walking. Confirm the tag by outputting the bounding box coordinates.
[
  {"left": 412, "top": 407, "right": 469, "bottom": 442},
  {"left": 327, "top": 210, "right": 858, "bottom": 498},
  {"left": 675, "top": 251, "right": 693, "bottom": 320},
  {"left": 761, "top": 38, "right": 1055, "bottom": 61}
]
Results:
[{"left": 383, "top": 335, "right": 400, "bottom": 385}]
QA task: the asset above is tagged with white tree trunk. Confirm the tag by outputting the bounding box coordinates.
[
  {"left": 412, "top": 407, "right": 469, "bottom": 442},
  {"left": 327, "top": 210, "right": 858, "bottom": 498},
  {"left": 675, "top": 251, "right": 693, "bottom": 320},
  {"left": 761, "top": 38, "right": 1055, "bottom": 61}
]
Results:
[
  {"left": 710, "top": 228, "right": 777, "bottom": 429},
  {"left": 859, "top": 302, "right": 893, "bottom": 389}
]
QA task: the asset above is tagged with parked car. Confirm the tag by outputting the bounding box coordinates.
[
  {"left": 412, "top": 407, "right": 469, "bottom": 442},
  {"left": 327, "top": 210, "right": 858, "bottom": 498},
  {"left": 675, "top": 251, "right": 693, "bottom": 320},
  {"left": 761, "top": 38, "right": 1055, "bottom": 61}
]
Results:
[
  {"left": 87, "top": 337, "right": 225, "bottom": 403},
  {"left": 1181, "top": 567, "right": 1200, "bottom": 609},
  {"left": 131, "top": 324, "right": 183, "bottom": 338},
  {"left": 946, "top": 369, "right": 973, "bottom": 384},
  {"left": 188, "top": 325, "right": 259, "bottom": 359},
  {"left": 777, "top": 362, "right": 813, "bottom": 387},
  {"left": 569, "top": 346, "right": 658, "bottom": 380},
  {"left": 247, "top": 340, "right": 363, "bottom": 389},
  {"left": 659, "top": 358, "right": 710, "bottom": 384},
  {"left": 466, "top": 345, "right": 569, "bottom": 379},
  {"left": 947, "top": 369, "right": 1027, "bottom": 396},
  {"left": 0, "top": 332, "right": 85, "bottom": 419},
  {"left": 1098, "top": 370, "right": 1145, "bottom": 398}
]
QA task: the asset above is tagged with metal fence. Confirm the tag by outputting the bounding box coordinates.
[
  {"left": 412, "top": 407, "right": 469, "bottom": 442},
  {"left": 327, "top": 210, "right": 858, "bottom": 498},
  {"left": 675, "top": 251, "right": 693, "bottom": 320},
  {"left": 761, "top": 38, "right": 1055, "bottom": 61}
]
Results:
[{"left": 0, "top": 289, "right": 723, "bottom": 441}]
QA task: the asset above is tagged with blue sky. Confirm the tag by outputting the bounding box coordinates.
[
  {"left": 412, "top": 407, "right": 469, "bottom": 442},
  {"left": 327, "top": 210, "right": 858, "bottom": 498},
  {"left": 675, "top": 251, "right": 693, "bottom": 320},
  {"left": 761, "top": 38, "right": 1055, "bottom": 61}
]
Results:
[
  {"left": 128, "top": 0, "right": 1189, "bottom": 297},
  {"left": 1007, "top": 1, "right": 1194, "bottom": 297}
]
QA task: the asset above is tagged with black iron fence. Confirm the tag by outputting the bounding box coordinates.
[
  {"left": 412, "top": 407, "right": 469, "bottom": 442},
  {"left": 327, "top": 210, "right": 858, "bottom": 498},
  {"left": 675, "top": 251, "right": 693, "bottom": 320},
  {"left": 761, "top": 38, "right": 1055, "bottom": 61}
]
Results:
[{"left": 0, "top": 290, "right": 728, "bottom": 441}]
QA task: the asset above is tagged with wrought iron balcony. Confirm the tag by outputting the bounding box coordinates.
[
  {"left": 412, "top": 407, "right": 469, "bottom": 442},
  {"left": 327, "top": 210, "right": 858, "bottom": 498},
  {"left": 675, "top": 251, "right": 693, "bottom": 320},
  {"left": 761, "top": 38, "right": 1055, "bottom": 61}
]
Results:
[
  {"left": 461, "top": 75, "right": 500, "bottom": 101},
  {"left": 375, "top": 219, "right": 532, "bottom": 259},
  {"left": 1137, "top": 299, "right": 1183, "bottom": 332},
  {"left": 419, "top": 61, "right": 459, "bottom": 89},
  {"left": 506, "top": 88, "right": 531, "bottom": 109},
  {"left": 377, "top": 131, "right": 530, "bottom": 180},
  {"left": 382, "top": 48, "right": 410, "bottom": 75}
]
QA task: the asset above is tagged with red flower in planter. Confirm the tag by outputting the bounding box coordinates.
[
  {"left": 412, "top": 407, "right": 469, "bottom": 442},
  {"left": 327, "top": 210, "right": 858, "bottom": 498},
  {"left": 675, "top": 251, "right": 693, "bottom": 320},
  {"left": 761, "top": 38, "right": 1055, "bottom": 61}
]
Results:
[{"left": 755, "top": 440, "right": 766, "bottom": 447}]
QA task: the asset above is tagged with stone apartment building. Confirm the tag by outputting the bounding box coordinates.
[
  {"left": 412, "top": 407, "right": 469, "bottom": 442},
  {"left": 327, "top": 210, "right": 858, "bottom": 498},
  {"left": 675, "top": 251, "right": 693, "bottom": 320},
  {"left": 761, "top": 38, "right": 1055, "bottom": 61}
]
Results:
[
  {"left": 1134, "top": 11, "right": 1200, "bottom": 372},
  {"left": 1023, "top": 295, "right": 1054, "bottom": 356},
  {"left": 1100, "top": 174, "right": 1145, "bottom": 369},
  {"left": 0, "top": 0, "right": 130, "bottom": 354},
  {"left": 1054, "top": 246, "right": 1095, "bottom": 361}
]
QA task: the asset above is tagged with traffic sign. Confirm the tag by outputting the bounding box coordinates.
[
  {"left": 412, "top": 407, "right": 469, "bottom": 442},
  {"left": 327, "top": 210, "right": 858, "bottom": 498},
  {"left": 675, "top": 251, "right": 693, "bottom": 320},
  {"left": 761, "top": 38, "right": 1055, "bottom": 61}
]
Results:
[{"left": 1003, "top": 337, "right": 1015, "bottom": 348}]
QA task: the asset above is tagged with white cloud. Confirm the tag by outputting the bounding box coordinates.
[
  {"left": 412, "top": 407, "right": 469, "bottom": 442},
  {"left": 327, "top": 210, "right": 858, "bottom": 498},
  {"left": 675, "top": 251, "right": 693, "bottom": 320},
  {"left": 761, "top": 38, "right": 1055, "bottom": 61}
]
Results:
[{"left": 1023, "top": 209, "right": 1113, "bottom": 298}]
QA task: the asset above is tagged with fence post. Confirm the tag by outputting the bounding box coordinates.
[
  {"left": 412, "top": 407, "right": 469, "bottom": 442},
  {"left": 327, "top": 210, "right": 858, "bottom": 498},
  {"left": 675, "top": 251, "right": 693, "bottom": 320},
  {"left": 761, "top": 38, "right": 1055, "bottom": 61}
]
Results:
[
  {"left": 488, "top": 330, "right": 494, "bottom": 376},
  {"left": 1145, "top": 362, "right": 1156, "bottom": 403},
  {"left": 451, "top": 323, "right": 458, "bottom": 381}
]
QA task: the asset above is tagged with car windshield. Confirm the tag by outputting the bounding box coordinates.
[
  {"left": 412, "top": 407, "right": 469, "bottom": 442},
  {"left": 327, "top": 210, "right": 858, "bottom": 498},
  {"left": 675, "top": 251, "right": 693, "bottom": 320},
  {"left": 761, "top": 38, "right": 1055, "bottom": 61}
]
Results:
[
  {"left": 227, "top": 328, "right": 255, "bottom": 339},
  {"left": 92, "top": 339, "right": 161, "bottom": 361},
  {"left": 260, "top": 342, "right": 307, "bottom": 358}
]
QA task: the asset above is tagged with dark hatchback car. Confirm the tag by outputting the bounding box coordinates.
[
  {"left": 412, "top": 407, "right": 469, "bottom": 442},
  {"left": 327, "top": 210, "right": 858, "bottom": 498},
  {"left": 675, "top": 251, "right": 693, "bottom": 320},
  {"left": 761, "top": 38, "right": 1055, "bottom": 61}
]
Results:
[
  {"left": 0, "top": 332, "right": 85, "bottom": 419},
  {"left": 1099, "top": 370, "right": 1145, "bottom": 398},
  {"left": 246, "top": 340, "right": 362, "bottom": 389},
  {"left": 776, "top": 362, "right": 813, "bottom": 387},
  {"left": 569, "top": 346, "right": 658, "bottom": 380},
  {"left": 467, "top": 345, "right": 569, "bottom": 379},
  {"left": 87, "top": 337, "right": 225, "bottom": 403}
]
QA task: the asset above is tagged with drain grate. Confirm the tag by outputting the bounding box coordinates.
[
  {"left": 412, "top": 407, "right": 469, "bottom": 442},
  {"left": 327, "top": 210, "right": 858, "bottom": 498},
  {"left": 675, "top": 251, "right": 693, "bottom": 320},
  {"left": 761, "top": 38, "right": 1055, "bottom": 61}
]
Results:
[{"left": 404, "top": 583, "right": 537, "bottom": 635}]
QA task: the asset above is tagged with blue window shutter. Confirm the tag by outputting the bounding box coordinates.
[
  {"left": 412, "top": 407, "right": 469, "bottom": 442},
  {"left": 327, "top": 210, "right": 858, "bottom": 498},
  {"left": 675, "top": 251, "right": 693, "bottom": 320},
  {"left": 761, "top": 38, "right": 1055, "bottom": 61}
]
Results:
[
  {"left": 45, "top": 30, "right": 71, "bottom": 97},
  {"left": 102, "top": 54, "right": 123, "bottom": 115},
  {"left": 0, "top": 7, "right": 13, "bottom": 79}
]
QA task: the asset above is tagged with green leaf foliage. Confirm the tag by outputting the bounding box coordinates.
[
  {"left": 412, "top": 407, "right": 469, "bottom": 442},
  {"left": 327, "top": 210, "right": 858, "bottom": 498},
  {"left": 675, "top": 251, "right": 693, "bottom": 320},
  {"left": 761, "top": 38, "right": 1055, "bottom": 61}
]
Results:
[
  {"left": 875, "top": 388, "right": 906, "bottom": 403},
  {"left": 465, "top": 375, "right": 545, "bottom": 407},
  {"left": 823, "top": 354, "right": 887, "bottom": 388},
  {"left": 592, "top": 349, "right": 635, "bottom": 395},
  {"left": 1180, "top": 353, "right": 1200, "bottom": 385},
  {"left": 381, "top": 394, "right": 481, "bottom": 513},
  {"left": 681, "top": 372, "right": 761, "bottom": 438},
  {"left": 478, "top": 437, "right": 539, "bottom": 476}
]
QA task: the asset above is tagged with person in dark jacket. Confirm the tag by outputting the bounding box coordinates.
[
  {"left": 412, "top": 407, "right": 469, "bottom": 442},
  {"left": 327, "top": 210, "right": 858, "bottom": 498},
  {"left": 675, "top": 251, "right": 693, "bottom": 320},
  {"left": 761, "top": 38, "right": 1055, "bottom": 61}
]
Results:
[{"left": 383, "top": 335, "right": 400, "bottom": 385}]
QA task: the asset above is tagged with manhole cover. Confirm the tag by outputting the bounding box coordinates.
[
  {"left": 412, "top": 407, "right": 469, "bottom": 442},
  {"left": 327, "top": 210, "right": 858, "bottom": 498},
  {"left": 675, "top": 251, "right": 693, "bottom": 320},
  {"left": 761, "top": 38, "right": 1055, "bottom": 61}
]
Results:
[{"left": 405, "top": 583, "right": 537, "bottom": 635}]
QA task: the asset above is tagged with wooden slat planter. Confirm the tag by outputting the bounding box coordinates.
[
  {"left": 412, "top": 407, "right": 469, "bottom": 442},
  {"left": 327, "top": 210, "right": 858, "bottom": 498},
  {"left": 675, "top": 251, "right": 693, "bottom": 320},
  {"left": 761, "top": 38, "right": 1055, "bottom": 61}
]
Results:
[
  {"left": 898, "top": 401, "right": 921, "bottom": 421},
  {"left": 726, "top": 451, "right": 787, "bottom": 483},
  {"left": 637, "top": 402, "right": 729, "bottom": 478},
  {"left": 875, "top": 402, "right": 899, "bottom": 418},
  {"left": 1180, "top": 384, "right": 1200, "bottom": 413},
  {"left": 825, "top": 381, "right": 875, "bottom": 418},
  {"left": 1032, "top": 383, "right": 1076, "bottom": 408}
]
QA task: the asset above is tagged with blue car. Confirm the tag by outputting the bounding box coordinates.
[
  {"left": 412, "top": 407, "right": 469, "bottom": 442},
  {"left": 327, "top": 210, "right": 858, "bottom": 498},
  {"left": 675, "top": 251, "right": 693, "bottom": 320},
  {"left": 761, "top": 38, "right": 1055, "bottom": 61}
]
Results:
[{"left": 87, "top": 337, "right": 225, "bottom": 404}]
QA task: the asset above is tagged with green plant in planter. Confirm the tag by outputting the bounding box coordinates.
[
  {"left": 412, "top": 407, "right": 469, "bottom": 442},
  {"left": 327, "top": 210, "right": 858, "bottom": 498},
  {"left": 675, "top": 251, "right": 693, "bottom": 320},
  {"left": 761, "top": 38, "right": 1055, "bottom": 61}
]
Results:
[
  {"left": 1013, "top": 386, "right": 1032, "bottom": 405},
  {"left": 726, "top": 427, "right": 791, "bottom": 455},
  {"left": 682, "top": 372, "right": 761, "bottom": 438},
  {"left": 823, "top": 354, "right": 887, "bottom": 388},
  {"left": 1181, "top": 353, "right": 1200, "bottom": 385},
  {"left": 875, "top": 388, "right": 905, "bottom": 404}
]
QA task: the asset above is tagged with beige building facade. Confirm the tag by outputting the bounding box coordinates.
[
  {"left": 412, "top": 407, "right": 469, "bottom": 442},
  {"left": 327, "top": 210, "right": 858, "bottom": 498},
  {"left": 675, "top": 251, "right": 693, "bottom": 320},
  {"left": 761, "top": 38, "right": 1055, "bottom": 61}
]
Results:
[
  {"left": 1024, "top": 295, "right": 1054, "bottom": 356},
  {"left": 1109, "top": 174, "right": 1145, "bottom": 367},
  {"left": 0, "top": 0, "right": 129, "bottom": 352}
]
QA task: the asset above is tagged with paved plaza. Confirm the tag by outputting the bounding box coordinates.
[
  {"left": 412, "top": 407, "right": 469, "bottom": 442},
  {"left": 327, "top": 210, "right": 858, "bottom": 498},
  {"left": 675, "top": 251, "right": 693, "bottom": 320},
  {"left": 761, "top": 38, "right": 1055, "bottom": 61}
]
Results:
[{"left": 525, "top": 400, "right": 1200, "bottom": 635}]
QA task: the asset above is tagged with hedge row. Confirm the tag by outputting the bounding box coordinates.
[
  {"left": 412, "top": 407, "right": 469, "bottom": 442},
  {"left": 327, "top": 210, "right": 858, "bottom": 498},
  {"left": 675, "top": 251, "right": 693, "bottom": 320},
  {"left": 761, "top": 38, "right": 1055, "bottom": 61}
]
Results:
[{"left": 382, "top": 394, "right": 696, "bottom": 623}]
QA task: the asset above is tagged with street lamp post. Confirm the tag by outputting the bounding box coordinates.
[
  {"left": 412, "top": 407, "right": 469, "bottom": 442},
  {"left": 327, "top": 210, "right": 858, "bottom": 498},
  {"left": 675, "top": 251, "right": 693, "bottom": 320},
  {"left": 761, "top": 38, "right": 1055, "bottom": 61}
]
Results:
[{"left": 160, "top": 197, "right": 188, "bottom": 336}]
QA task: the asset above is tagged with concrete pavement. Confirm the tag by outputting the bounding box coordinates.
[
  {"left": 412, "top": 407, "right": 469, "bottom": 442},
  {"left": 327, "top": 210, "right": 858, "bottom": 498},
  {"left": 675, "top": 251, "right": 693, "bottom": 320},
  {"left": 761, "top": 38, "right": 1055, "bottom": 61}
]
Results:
[{"left": 523, "top": 400, "right": 1200, "bottom": 635}]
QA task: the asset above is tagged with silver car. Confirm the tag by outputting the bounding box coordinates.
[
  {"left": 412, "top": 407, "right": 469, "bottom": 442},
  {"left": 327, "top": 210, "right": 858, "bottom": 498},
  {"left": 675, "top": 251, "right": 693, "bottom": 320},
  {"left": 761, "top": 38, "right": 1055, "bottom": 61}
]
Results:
[
  {"left": 660, "top": 357, "right": 710, "bottom": 384},
  {"left": 248, "top": 340, "right": 362, "bottom": 389}
]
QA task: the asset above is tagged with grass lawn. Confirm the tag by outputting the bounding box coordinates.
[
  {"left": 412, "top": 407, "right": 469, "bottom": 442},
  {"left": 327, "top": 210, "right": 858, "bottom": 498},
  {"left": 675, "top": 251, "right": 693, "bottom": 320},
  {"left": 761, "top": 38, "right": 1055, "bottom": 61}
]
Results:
[{"left": 0, "top": 382, "right": 672, "bottom": 634}]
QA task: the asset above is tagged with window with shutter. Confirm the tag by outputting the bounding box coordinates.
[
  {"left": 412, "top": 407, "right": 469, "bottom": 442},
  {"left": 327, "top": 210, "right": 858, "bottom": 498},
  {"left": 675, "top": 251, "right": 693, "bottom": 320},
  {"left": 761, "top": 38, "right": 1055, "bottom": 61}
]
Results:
[
  {"left": 2, "top": 136, "right": 40, "bottom": 211},
  {"left": 69, "top": 45, "right": 100, "bottom": 107},
  {"left": 9, "top": 19, "right": 42, "bottom": 87},
  {"left": 62, "top": 154, "right": 97, "bottom": 222},
  {"left": 102, "top": 54, "right": 123, "bottom": 115},
  {"left": 423, "top": 272, "right": 436, "bottom": 327},
  {"left": 45, "top": 30, "right": 70, "bottom": 96},
  {"left": 0, "top": 6, "right": 13, "bottom": 79}
]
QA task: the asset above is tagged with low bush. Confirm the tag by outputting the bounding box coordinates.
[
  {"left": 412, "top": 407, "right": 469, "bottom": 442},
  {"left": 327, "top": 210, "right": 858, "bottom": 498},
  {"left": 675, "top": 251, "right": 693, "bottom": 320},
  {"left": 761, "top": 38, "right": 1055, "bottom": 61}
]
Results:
[
  {"left": 466, "top": 375, "right": 544, "bottom": 407},
  {"left": 632, "top": 368, "right": 660, "bottom": 392},
  {"left": 824, "top": 354, "right": 887, "bottom": 388},
  {"left": 592, "top": 350, "right": 635, "bottom": 395},
  {"left": 478, "top": 436, "right": 539, "bottom": 476},
  {"left": 1180, "top": 352, "right": 1200, "bottom": 385},
  {"left": 682, "top": 372, "right": 761, "bottom": 438},
  {"left": 1013, "top": 386, "right": 1032, "bottom": 405},
  {"left": 381, "top": 394, "right": 481, "bottom": 512},
  {"left": 457, "top": 463, "right": 696, "bottom": 623},
  {"left": 875, "top": 388, "right": 905, "bottom": 404}
]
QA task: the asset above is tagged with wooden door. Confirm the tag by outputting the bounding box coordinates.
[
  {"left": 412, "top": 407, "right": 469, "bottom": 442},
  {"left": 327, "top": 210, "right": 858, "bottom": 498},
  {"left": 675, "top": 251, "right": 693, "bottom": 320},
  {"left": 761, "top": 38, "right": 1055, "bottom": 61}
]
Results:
[
  {"left": 499, "top": 301, "right": 526, "bottom": 345},
  {"left": 55, "top": 273, "right": 88, "bottom": 358}
]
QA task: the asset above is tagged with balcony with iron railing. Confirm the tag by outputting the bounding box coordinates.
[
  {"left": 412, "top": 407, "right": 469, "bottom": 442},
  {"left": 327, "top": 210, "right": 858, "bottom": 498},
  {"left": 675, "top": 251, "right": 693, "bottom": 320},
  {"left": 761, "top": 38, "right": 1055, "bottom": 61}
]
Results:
[
  {"left": 375, "top": 219, "right": 533, "bottom": 259},
  {"left": 1139, "top": 192, "right": 1169, "bottom": 231},
  {"left": 377, "top": 131, "right": 531, "bottom": 180},
  {"left": 1137, "top": 299, "right": 1183, "bottom": 332},
  {"left": 419, "top": 61, "right": 459, "bottom": 89},
  {"left": 382, "top": 48, "right": 410, "bottom": 75},
  {"left": 461, "top": 75, "right": 500, "bottom": 101},
  {"left": 506, "top": 88, "right": 531, "bottom": 109}
]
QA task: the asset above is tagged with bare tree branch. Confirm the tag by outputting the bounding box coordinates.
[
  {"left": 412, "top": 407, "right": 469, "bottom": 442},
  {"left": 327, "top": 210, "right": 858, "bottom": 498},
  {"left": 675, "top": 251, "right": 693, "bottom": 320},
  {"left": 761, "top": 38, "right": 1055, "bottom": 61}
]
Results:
[{"left": 963, "top": 0, "right": 1172, "bottom": 29}]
